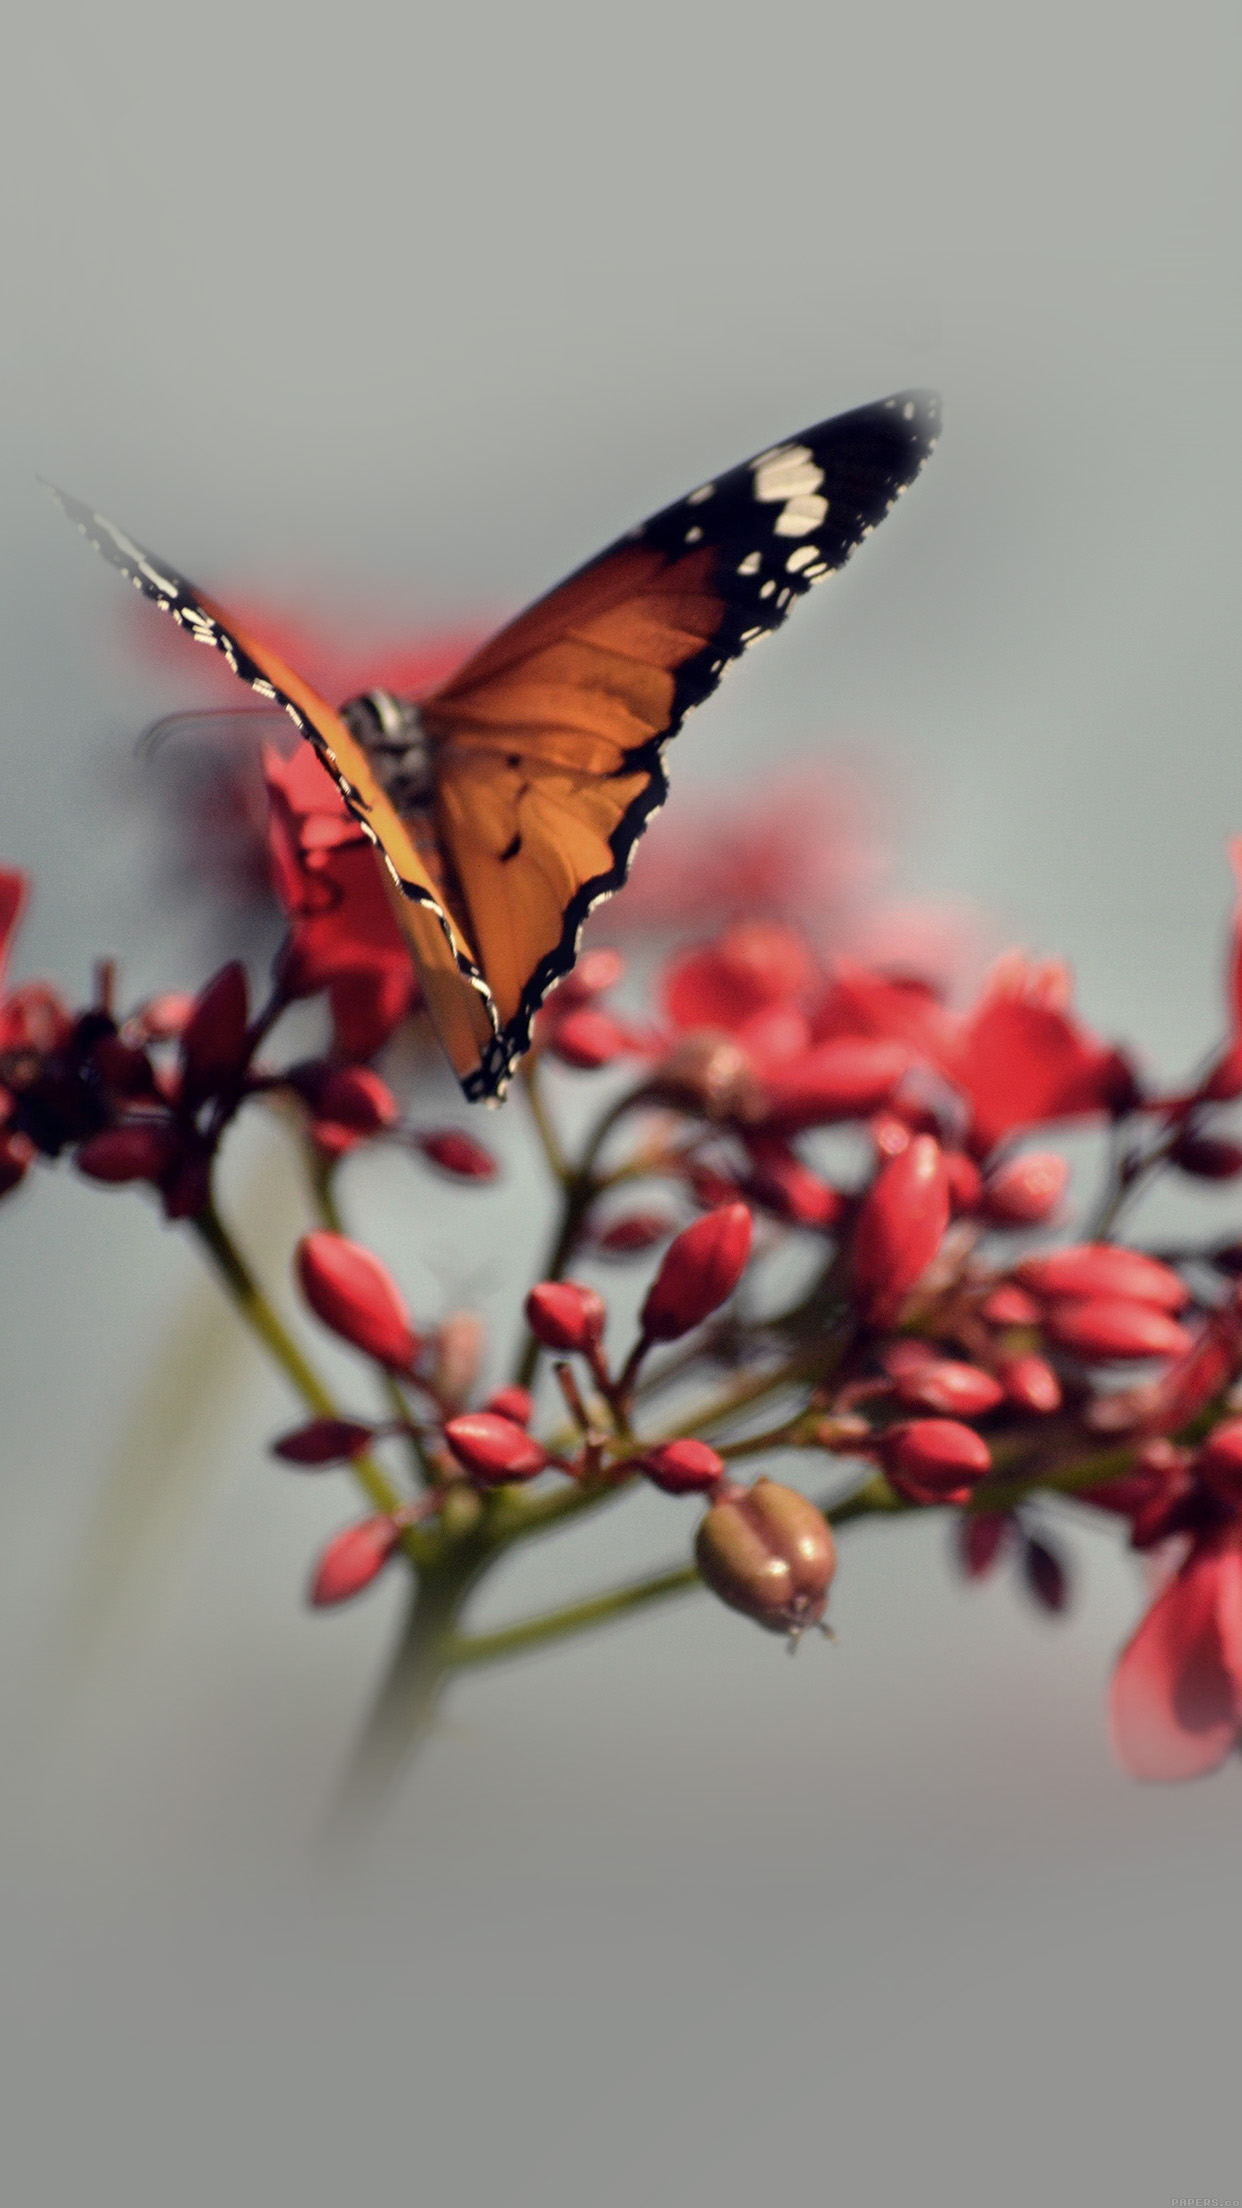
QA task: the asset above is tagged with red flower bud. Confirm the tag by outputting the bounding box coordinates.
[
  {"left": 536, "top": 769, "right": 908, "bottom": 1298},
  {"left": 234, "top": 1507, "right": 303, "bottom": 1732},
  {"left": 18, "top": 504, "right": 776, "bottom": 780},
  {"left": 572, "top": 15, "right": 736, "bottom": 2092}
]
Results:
[
  {"left": 1043, "top": 1298, "right": 1193, "bottom": 1362},
  {"left": 309, "top": 1515, "right": 403, "bottom": 1606},
  {"left": 1195, "top": 1419, "right": 1242, "bottom": 1502},
  {"left": 76, "top": 1124, "right": 179, "bottom": 1184},
  {"left": 850, "top": 1135, "right": 950, "bottom": 1327},
  {"left": 430, "top": 1310, "right": 484, "bottom": 1412},
  {"left": 1016, "top": 1243, "right": 1188, "bottom": 1311},
  {"left": 443, "top": 1412, "right": 548, "bottom": 1484},
  {"left": 980, "top": 1151, "right": 1069, "bottom": 1226},
  {"left": 981, "top": 1283, "right": 1041, "bottom": 1328},
  {"left": 649, "top": 1033, "right": 764, "bottom": 1122},
  {"left": 639, "top": 1439, "right": 727, "bottom": 1495},
  {"left": 882, "top": 1418, "right": 992, "bottom": 1506},
  {"left": 999, "top": 1353, "right": 1063, "bottom": 1413},
  {"left": 944, "top": 1151, "right": 984, "bottom": 1213},
  {"left": 272, "top": 1418, "right": 377, "bottom": 1465},
  {"left": 157, "top": 1142, "right": 212, "bottom": 1221},
  {"left": 130, "top": 991, "right": 196, "bottom": 1043},
  {"left": 743, "top": 1138, "right": 841, "bottom": 1229},
  {"left": 891, "top": 1358, "right": 1004, "bottom": 1418},
  {"left": 640, "top": 1203, "right": 753, "bottom": 1342},
  {"left": 553, "top": 947, "right": 626, "bottom": 1006},
  {"left": 956, "top": 1509, "right": 1016, "bottom": 1579},
  {"left": 416, "top": 1128, "right": 499, "bottom": 1180},
  {"left": 547, "top": 1008, "right": 635, "bottom": 1070},
  {"left": 1199, "top": 1041, "right": 1242, "bottom": 1102},
  {"left": 593, "top": 1209, "right": 674, "bottom": 1257},
  {"left": 525, "top": 1280, "right": 607, "bottom": 1353},
  {"left": 304, "top": 1066, "right": 398, "bottom": 1153},
  {"left": 296, "top": 1231, "right": 420, "bottom": 1370},
  {"left": 179, "top": 961, "right": 250, "bottom": 1107},
  {"left": 482, "top": 1384, "right": 534, "bottom": 1428},
  {"left": 0, "top": 1129, "right": 31, "bottom": 1198},
  {"left": 695, "top": 1477, "right": 836, "bottom": 1635},
  {"left": 755, "top": 1039, "right": 909, "bottom": 1134},
  {"left": 1022, "top": 1534, "right": 1069, "bottom": 1614},
  {"left": 1170, "top": 1132, "right": 1242, "bottom": 1181}
]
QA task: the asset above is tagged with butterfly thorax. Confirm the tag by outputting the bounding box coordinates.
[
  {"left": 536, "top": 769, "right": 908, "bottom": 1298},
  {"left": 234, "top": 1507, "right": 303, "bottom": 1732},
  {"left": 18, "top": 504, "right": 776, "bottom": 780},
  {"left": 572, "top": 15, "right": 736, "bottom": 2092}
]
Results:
[{"left": 340, "top": 688, "right": 435, "bottom": 813}]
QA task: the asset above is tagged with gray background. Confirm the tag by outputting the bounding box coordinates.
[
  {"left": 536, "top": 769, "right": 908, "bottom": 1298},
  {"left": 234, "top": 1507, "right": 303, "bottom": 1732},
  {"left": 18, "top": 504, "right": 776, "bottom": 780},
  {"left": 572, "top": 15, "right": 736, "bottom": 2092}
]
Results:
[{"left": 1, "top": 2, "right": 1240, "bottom": 2203}]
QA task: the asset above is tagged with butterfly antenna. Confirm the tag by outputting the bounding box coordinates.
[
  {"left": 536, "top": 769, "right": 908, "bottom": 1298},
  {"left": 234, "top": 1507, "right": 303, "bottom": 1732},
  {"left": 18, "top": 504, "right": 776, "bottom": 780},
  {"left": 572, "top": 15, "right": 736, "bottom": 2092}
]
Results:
[{"left": 136, "top": 705, "right": 286, "bottom": 761}]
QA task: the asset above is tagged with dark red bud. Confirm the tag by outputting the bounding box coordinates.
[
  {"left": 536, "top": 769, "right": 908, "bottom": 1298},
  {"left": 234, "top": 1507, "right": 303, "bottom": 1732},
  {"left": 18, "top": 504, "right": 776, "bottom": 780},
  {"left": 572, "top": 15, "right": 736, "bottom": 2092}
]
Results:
[
  {"left": 179, "top": 961, "right": 250, "bottom": 1106},
  {"left": 980, "top": 1151, "right": 1069, "bottom": 1226},
  {"left": 310, "top": 1515, "right": 404, "bottom": 1606},
  {"left": 891, "top": 1358, "right": 1004, "bottom": 1418},
  {"left": 639, "top": 1439, "right": 727, "bottom": 1495},
  {"left": 416, "top": 1128, "right": 499, "bottom": 1180},
  {"left": 981, "top": 1283, "right": 1041, "bottom": 1328},
  {"left": 525, "top": 1280, "right": 607, "bottom": 1353},
  {"left": 1195, "top": 1418, "right": 1242, "bottom": 1502},
  {"left": 1043, "top": 1298, "right": 1193, "bottom": 1362},
  {"left": 482, "top": 1384, "right": 534, "bottom": 1428},
  {"left": 1016, "top": 1243, "right": 1188, "bottom": 1312},
  {"left": 0, "top": 1129, "right": 31, "bottom": 1198},
  {"left": 882, "top": 1418, "right": 992, "bottom": 1506},
  {"left": 743, "top": 1138, "right": 841, "bottom": 1229},
  {"left": 956, "top": 1509, "right": 1016, "bottom": 1579},
  {"left": 76, "top": 1124, "right": 179, "bottom": 1184},
  {"left": 695, "top": 1477, "right": 836, "bottom": 1635},
  {"left": 850, "top": 1135, "right": 950, "bottom": 1327},
  {"left": 999, "top": 1353, "right": 1063, "bottom": 1413},
  {"left": 650, "top": 1034, "right": 764, "bottom": 1122},
  {"left": 547, "top": 1008, "right": 635, "bottom": 1070},
  {"left": 91, "top": 1035, "right": 157, "bottom": 1099},
  {"left": 443, "top": 1412, "right": 548, "bottom": 1484},
  {"left": 593, "top": 1209, "right": 675, "bottom": 1257},
  {"left": 1022, "top": 1535, "right": 1069, "bottom": 1614},
  {"left": 755, "top": 1039, "right": 909, "bottom": 1134},
  {"left": 311, "top": 1065, "right": 398, "bottom": 1137},
  {"left": 272, "top": 1418, "right": 377, "bottom": 1465},
  {"left": 157, "top": 1144, "right": 212, "bottom": 1220},
  {"left": 1169, "top": 1132, "right": 1242, "bottom": 1181},
  {"left": 640, "top": 1203, "right": 753, "bottom": 1342},
  {"left": 1199, "top": 1041, "right": 1242, "bottom": 1102},
  {"left": 943, "top": 1151, "right": 984, "bottom": 1214},
  {"left": 296, "top": 1231, "right": 420, "bottom": 1370}
]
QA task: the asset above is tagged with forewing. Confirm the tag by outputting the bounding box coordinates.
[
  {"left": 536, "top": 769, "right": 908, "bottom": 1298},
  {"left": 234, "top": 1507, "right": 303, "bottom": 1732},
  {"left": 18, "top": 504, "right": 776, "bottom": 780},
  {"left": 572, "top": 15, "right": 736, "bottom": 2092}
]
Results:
[
  {"left": 421, "top": 390, "right": 940, "bottom": 1095},
  {"left": 49, "top": 487, "right": 498, "bottom": 1088}
]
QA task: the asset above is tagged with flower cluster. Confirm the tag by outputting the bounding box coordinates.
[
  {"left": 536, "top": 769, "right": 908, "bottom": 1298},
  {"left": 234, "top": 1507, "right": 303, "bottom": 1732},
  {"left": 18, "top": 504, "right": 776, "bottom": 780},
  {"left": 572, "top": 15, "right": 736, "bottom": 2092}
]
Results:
[{"left": 8, "top": 746, "right": 1242, "bottom": 1796}]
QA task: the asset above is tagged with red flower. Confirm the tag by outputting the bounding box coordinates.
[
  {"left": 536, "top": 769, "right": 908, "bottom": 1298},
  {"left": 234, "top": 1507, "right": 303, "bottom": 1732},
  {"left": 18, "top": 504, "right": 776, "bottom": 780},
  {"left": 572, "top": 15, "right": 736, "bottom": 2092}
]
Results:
[
  {"left": 264, "top": 746, "right": 420, "bottom": 1062},
  {"left": 948, "top": 955, "right": 1133, "bottom": 1156},
  {"left": 1110, "top": 1529, "right": 1242, "bottom": 1780}
]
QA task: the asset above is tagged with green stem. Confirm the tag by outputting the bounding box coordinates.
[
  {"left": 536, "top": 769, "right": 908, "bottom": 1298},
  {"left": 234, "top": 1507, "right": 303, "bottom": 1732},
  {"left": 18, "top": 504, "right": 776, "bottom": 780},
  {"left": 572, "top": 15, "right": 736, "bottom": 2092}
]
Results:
[
  {"left": 189, "top": 1196, "right": 406, "bottom": 1521},
  {"left": 451, "top": 1562, "right": 698, "bottom": 1667}
]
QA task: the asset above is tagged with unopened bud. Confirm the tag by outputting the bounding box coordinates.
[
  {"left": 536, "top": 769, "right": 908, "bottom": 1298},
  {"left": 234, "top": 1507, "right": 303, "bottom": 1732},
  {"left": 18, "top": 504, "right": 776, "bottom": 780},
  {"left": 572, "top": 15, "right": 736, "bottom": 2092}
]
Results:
[
  {"left": 272, "top": 1418, "right": 377, "bottom": 1465},
  {"left": 999, "top": 1353, "right": 1063, "bottom": 1413},
  {"left": 296, "top": 1231, "right": 420, "bottom": 1370},
  {"left": 1022, "top": 1534, "right": 1069, "bottom": 1614},
  {"left": 850, "top": 1135, "right": 950, "bottom": 1327},
  {"left": 443, "top": 1412, "right": 548, "bottom": 1484},
  {"left": 742, "top": 1138, "right": 841, "bottom": 1230},
  {"left": 981, "top": 1283, "right": 1041, "bottom": 1328},
  {"left": 76, "top": 1124, "right": 178, "bottom": 1184},
  {"left": 956, "top": 1509, "right": 1015, "bottom": 1579},
  {"left": 1169, "top": 1132, "right": 1242, "bottom": 1181},
  {"left": 416, "top": 1128, "right": 498, "bottom": 1180},
  {"left": 179, "top": 961, "right": 250, "bottom": 1107},
  {"left": 944, "top": 1151, "right": 984, "bottom": 1213},
  {"left": 303, "top": 1064, "right": 397, "bottom": 1141},
  {"left": 891, "top": 1358, "right": 1004, "bottom": 1418},
  {"left": 1016, "top": 1243, "right": 1188, "bottom": 1312},
  {"left": 1195, "top": 1418, "right": 1242, "bottom": 1502},
  {"left": 1043, "top": 1298, "right": 1192, "bottom": 1362},
  {"left": 309, "top": 1516, "right": 403, "bottom": 1606},
  {"left": 640, "top": 1203, "right": 753, "bottom": 1342},
  {"left": 882, "top": 1418, "right": 991, "bottom": 1506},
  {"left": 525, "top": 1280, "right": 607, "bottom": 1354},
  {"left": 593, "top": 1210, "right": 674, "bottom": 1257},
  {"left": 980, "top": 1151, "right": 1068, "bottom": 1226},
  {"left": 482, "top": 1384, "right": 534, "bottom": 1428},
  {"left": 553, "top": 947, "right": 626, "bottom": 1006},
  {"left": 695, "top": 1477, "right": 836, "bottom": 1635},
  {"left": 638, "top": 1439, "right": 727, "bottom": 1495},
  {"left": 547, "top": 1008, "right": 635, "bottom": 1070}
]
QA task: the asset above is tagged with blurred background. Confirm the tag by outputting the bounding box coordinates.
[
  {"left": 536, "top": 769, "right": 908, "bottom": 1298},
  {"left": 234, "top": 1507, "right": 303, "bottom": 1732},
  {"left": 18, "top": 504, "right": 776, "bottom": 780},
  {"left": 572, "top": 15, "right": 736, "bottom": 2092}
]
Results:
[{"left": 1, "top": 1, "right": 1241, "bottom": 2201}]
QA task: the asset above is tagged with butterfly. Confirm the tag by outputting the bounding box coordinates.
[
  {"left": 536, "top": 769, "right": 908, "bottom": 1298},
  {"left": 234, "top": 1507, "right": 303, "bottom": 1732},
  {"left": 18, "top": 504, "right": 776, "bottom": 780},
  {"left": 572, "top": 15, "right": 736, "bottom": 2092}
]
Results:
[{"left": 51, "top": 390, "right": 940, "bottom": 1101}]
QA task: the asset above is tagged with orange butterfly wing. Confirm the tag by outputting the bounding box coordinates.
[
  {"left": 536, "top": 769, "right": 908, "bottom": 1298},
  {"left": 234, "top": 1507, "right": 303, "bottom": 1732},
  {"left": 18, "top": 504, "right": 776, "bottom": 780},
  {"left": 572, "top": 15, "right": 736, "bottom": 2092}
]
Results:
[
  {"left": 48, "top": 488, "right": 497, "bottom": 1087},
  {"left": 420, "top": 392, "right": 941, "bottom": 1096}
]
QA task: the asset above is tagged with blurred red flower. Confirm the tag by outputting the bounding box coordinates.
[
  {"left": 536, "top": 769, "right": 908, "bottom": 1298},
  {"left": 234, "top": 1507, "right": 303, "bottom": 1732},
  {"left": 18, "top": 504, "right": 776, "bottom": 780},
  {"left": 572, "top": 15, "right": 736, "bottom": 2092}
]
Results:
[{"left": 1110, "top": 1529, "right": 1242, "bottom": 1781}]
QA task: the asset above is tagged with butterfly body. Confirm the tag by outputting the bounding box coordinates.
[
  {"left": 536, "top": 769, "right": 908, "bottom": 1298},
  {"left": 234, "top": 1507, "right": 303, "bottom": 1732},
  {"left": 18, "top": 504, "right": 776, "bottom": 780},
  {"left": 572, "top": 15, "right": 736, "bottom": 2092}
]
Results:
[{"left": 51, "top": 391, "right": 940, "bottom": 1101}]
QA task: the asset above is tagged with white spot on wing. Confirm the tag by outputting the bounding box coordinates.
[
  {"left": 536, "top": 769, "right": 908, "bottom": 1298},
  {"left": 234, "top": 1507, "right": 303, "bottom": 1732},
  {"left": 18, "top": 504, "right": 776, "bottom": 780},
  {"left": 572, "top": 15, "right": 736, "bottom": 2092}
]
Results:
[
  {"left": 785, "top": 544, "right": 819, "bottom": 573},
  {"left": 687, "top": 483, "right": 715, "bottom": 505},
  {"left": 737, "top": 551, "right": 761, "bottom": 575},
  {"left": 773, "top": 494, "right": 828, "bottom": 537}
]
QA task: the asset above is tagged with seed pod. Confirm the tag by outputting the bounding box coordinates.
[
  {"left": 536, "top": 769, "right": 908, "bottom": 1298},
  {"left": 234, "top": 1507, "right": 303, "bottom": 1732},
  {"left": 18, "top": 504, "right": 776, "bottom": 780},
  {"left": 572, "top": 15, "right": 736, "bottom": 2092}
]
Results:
[
  {"left": 640, "top": 1203, "right": 753, "bottom": 1342},
  {"left": 309, "top": 1516, "right": 403, "bottom": 1606},
  {"left": 1043, "top": 1298, "right": 1192, "bottom": 1363},
  {"left": 525, "top": 1280, "right": 607, "bottom": 1353},
  {"left": 695, "top": 1478, "right": 836, "bottom": 1635},
  {"left": 443, "top": 1412, "right": 548, "bottom": 1484},
  {"left": 980, "top": 1151, "right": 1068, "bottom": 1226},
  {"left": 882, "top": 1418, "right": 992, "bottom": 1506},
  {"left": 850, "top": 1135, "right": 950, "bottom": 1327},
  {"left": 639, "top": 1439, "right": 726, "bottom": 1495},
  {"left": 1016, "top": 1243, "right": 1188, "bottom": 1312},
  {"left": 296, "top": 1231, "right": 420, "bottom": 1371}
]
